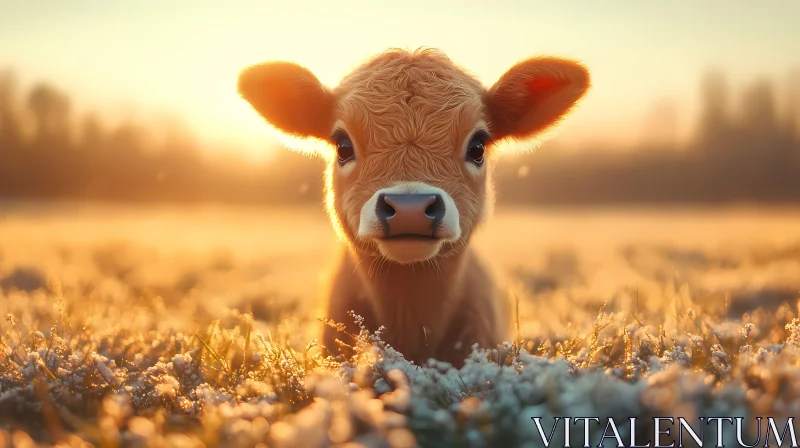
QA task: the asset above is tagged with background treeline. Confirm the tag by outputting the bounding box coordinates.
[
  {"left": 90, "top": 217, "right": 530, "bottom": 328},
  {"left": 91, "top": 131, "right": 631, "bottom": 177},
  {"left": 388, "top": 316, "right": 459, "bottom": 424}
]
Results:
[{"left": 1, "top": 69, "right": 799, "bottom": 206}]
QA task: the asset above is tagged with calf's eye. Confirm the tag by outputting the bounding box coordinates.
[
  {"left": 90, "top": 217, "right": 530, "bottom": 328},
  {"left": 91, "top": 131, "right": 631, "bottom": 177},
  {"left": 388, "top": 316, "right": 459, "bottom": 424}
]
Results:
[
  {"left": 466, "top": 131, "right": 489, "bottom": 166},
  {"left": 332, "top": 130, "right": 355, "bottom": 165}
]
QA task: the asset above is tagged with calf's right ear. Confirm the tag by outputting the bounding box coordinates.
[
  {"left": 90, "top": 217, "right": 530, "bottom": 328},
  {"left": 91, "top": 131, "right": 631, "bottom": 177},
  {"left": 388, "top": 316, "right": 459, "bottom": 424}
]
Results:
[{"left": 238, "top": 62, "right": 335, "bottom": 143}]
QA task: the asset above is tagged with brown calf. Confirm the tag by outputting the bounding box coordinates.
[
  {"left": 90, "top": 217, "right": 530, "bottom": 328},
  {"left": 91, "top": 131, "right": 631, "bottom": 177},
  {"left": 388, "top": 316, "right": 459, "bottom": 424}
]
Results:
[{"left": 238, "top": 48, "right": 589, "bottom": 367}]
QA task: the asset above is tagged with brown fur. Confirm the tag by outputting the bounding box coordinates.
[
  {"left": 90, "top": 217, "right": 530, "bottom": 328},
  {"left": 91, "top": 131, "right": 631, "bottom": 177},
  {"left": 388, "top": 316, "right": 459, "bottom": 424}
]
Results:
[{"left": 238, "top": 48, "right": 590, "bottom": 367}]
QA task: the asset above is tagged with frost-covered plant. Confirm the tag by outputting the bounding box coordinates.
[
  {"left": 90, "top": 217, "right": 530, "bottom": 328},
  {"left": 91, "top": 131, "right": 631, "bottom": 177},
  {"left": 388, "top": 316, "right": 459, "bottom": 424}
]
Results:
[{"left": 1, "top": 244, "right": 799, "bottom": 447}]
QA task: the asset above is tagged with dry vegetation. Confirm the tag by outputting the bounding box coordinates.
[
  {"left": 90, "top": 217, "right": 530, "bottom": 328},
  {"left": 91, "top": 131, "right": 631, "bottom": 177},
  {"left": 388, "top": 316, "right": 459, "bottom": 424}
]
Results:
[{"left": 1, "top": 203, "right": 800, "bottom": 447}]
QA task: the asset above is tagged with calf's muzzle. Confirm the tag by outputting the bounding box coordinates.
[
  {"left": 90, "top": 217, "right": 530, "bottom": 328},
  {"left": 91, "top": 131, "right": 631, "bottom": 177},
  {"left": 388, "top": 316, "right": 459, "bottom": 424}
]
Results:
[{"left": 376, "top": 193, "right": 445, "bottom": 238}]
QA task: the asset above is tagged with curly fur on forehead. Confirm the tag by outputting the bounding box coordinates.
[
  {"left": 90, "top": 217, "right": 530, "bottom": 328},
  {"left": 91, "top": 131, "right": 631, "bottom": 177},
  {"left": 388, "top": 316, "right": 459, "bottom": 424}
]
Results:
[{"left": 333, "top": 48, "right": 487, "bottom": 153}]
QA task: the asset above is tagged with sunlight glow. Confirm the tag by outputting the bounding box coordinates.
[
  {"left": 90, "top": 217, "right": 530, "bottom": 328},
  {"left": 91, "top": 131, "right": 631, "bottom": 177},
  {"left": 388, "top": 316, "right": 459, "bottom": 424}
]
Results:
[{"left": 1, "top": 1, "right": 798, "bottom": 157}]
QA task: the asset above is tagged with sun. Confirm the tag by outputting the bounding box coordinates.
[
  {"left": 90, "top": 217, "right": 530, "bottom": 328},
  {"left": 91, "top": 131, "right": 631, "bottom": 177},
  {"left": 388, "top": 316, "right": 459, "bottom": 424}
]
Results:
[{"left": 185, "top": 47, "right": 354, "bottom": 162}]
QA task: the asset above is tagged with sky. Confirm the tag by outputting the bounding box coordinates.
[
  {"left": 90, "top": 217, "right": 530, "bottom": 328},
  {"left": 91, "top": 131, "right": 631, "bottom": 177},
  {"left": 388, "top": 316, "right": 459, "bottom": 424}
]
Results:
[{"left": 1, "top": 0, "right": 799, "bottom": 159}]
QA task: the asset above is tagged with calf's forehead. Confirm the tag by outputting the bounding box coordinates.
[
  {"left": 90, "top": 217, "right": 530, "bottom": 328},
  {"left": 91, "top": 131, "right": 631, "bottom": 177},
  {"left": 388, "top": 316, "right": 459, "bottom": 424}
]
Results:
[{"left": 331, "top": 51, "right": 487, "bottom": 152}]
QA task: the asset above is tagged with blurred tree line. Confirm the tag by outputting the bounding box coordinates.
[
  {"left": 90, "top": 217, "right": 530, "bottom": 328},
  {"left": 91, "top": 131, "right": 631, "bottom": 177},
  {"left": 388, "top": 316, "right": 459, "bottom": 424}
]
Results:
[
  {"left": 0, "top": 70, "right": 324, "bottom": 204},
  {"left": 0, "top": 68, "right": 798, "bottom": 206},
  {"left": 496, "top": 68, "right": 800, "bottom": 205}
]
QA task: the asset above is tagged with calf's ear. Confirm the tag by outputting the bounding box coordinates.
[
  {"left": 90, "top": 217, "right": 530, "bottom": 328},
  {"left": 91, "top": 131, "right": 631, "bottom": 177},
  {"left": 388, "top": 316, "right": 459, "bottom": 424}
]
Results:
[
  {"left": 486, "top": 57, "right": 590, "bottom": 143},
  {"left": 238, "top": 62, "right": 335, "bottom": 155}
]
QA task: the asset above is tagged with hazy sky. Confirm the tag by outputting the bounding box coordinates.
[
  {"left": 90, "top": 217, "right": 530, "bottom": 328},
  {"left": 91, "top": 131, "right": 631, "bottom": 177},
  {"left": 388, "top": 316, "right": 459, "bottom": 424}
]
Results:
[{"left": 1, "top": 0, "right": 798, "bottom": 158}]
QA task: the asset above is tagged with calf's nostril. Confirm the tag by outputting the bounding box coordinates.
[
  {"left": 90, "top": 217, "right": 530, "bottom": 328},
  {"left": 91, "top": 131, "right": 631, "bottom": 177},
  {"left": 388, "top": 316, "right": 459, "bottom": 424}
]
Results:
[
  {"left": 377, "top": 194, "right": 396, "bottom": 219},
  {"left": 425, "top": 195, "right": 445, "bottom": 220}
]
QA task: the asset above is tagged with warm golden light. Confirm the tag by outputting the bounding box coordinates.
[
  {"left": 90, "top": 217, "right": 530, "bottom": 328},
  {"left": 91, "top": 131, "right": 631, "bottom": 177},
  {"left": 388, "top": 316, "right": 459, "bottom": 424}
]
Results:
[
  {"left": 2, "top": 1, "right": 798, "bottom": 158},
  {"left": 2, "top": 3, "right": 800, "bottom": 446}
]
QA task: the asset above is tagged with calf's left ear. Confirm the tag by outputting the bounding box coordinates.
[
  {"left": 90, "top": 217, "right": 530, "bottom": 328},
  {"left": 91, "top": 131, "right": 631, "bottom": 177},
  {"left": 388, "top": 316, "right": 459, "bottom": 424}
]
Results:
[{"left": 486, "top": 57, "right": 590, "bottom": 142}]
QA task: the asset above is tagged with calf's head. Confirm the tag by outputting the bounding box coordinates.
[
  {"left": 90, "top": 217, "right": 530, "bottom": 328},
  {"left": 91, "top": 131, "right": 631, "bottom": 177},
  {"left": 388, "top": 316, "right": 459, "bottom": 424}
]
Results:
[{"left": 239, "top": 49, "right": 589, "bottom": 264}]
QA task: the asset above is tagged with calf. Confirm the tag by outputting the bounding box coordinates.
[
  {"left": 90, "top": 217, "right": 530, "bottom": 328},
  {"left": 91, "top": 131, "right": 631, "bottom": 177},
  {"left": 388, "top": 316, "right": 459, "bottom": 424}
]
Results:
[{"left": 238, "top": 48, "right": 589, "bottom": 367}]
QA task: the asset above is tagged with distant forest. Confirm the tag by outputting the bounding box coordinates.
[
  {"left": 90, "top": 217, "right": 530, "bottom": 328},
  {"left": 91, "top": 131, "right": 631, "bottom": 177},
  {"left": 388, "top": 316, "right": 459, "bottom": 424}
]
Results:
[{"left": 1, "top": 69, "right": 799, "bottom": 206}]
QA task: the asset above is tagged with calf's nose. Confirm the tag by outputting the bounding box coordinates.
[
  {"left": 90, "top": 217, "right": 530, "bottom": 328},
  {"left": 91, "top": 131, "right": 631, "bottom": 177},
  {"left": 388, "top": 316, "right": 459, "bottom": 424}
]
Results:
[{"left": 377, "top": 193, "right": 445, "bottom": 238}]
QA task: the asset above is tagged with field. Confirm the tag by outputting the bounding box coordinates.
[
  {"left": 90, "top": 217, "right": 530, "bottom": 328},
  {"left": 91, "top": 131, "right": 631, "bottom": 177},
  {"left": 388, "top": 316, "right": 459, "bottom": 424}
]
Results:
[{"left": 1, "top": 202, "right": 800, "bottom": 447}]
